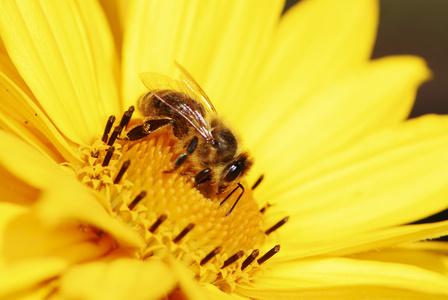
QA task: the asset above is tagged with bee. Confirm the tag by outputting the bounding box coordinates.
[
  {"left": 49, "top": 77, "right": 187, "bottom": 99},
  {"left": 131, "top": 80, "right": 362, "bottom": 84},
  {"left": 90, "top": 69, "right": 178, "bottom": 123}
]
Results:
[{"left": 127, "top": 63, "right": 252, "bottom": 200}]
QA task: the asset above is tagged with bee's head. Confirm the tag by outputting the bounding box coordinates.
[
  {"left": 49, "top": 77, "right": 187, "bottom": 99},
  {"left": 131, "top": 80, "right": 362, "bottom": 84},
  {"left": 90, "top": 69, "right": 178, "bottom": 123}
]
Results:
[{"left": 218, "top": 152, "right": 252, "bottom": 194}]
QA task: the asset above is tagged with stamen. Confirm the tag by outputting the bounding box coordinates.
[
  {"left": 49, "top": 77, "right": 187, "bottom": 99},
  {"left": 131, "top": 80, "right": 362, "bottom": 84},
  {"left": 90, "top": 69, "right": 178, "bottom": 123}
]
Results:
[
  {"left": 173, "top": 223, "right": 195, "bottom": 244},
  {"left": 102, "top": 146, "right": 115, "bottom": 167},
  {"left": 102, "top": 115, "right": 115, "bottom": 143},
  {"left": 200, "top": 246, "right": 222, "bottom": 266},
  {"left": 118, "top": 106, "right": 135, "bottom": 133},
  {"left": 257, "top": 245, "right": 280, "bottom": 265},
  {"left": 221, "top": 251, "right": 244, "bottom": 269},
  {"left": 149, "top": 214, "right": 168, "bottom": 233},
  {"left": 259, "top": 203, "right": 272, "bottom": 214},
  {"left": 241, "top": 249, "right": 259, "bottom": 270},
  {"left": 128, "top": 191, "right": 147, "bottom": 210},
  {"left": 251, "top": 174, "right": 264, "bottom": 190},
  {"left": 114, "top": 160, "right": 130, "bottom": 184},
  {"left": 91, "top": 150, "right": 99, "bottom": 158},
  {"left": 108, "top": 125, "right": 122, "bottom": 146},
  {"left": 265, "top": 216, "right": 289, "bottom": 235}
]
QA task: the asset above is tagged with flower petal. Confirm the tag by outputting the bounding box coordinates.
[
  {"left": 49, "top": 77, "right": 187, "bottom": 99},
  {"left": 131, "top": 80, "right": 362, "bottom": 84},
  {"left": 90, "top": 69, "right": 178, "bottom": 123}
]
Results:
[
  {"left": 58, "top": 259, "right": 176, "bottom": 300},
  {"left": 0, "top": 53, "right": 81, "bottom": 164},
  {"left": 249, "top": 56, "right": 431, "bottom": 186},
  {"left": 0, "top": 131, "right": 144, "bottom": 249},
  {"left": 278, "top": 220, "right": 448, "bottom": 260},
  {"left": 237, "top": 257, "right": 448, "bottom": 298},
  {"left": 269, "top": 114, "right": 448, "bottom": 241},
  {"left": 0, "top": 0, "right": 120, "bottom": 144},
  {"left": 236, "top": 0, "right": 378, "bottom": 130},
  {"left": 121, "top": 0, "right": 284, "bottom": 111},
  {"left": 0, "top": 257, "right": 67, "bottom": 298}
]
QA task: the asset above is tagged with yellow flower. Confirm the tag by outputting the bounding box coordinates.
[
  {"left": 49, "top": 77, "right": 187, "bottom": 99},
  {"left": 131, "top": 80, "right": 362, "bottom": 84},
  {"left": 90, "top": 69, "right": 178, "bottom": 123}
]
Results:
[{"left": 1, "top": 0, "right": 448, "bottom": 299}]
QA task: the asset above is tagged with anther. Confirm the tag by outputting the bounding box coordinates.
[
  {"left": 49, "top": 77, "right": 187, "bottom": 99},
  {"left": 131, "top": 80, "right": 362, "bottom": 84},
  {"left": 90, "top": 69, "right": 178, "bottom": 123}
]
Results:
[
  {"left": 200, "top": 246, "right": 222, "bottom": 266},
  {"left": 257, "top": 245, "right": 280, "bottom": 265},
  {"left": 265, "top": 216, "right": 289, "bottom": 235},
  {"left": 251, "top": 174, "right": 264, "bottom": 190},
  {"left": 221, "top": 251, "right": 244, "bottom": 269},
  {"left": 118, "top": 106, "right": 135, "bottom": 133},
  {"left": 128, "top": 191, "right": 147, "bottom": 210},
  {"left": 259, "top": 203, "right": 272, "bottom": 214},
  {"left": 102, "top": 115, "right": 115, "bottom": 143},
  {"left": 149, "top": 214, "right": 167, "bottom": 233},
  {"left": 114, "top": 160, "right": 130, "bottom": 184},
  {"left": 241, "top": 249, "right": 259, "bottom": 270},
  {"left": 91, "top": 150, "right": 99, "bottom": 158},
  {"left": 102, "top": 146, "right": 115, "bottom": 167},
  {"left": 173, "top": 223, "right": 195, "bottom": 244},
  {"left": 107, "top": 125, "right": 122, "bottom": 146}
]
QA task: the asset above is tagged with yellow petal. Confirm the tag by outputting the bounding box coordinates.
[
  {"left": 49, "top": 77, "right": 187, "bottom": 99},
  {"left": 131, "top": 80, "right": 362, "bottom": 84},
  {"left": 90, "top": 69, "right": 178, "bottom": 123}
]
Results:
[
  {"left": 2, "top": 212, "right": 113, "bottom": 264},
  {"left": 0, "top": 131, "right": 68, "bottom": 190},
  {"left": 236, "top": 0, "right": 378, "bottom": 130},
  {"left": 0, "top": 131, "right": 143, "bottom": 248},
  {"left": 34, "top": 179, "right": 144, "bottom": 249},
  {"left": 352, "top": 248, "right": 448, "bottom": 276},
  {"left": 0, "top": 0, "right": 120, "bottom": 144},
  {"left": 0, "top": 202, "right": 27, "bottom": 256},
  {"left": 278, "top": 220, "right": 448, "bottom": 260},
  {"left": 121, "top": 0, "right": 284, "bottom": 112},
  {"left": 270, "top": 114, "right": 448, "bottom": 241},
  {"left": 249, "top": 56, "right": 431, "bottom": 186},
  {"left": 58, "top": 259, "right": 176, "bottom": 300},
  {"left": 237, "top": 257, "right": 448, "bottom": 297},
  {"left": 0, "top": 54, "right": 81, "bottom": 164},
  {"left": 0, "top": 257, "right": 67, "bottom": 298}
]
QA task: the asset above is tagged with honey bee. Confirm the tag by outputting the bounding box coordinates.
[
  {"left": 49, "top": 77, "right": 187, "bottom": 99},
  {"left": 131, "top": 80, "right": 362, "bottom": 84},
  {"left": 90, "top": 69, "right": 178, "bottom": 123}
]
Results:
[{"left": 127, "top": 62, "right": 252, "bottom": 200}]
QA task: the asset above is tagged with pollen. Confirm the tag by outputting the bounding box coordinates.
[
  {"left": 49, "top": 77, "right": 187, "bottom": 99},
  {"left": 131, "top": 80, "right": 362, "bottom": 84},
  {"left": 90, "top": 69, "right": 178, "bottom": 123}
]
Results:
[{"left": 67, "top": 111, "right": 285, "bottom": 292}]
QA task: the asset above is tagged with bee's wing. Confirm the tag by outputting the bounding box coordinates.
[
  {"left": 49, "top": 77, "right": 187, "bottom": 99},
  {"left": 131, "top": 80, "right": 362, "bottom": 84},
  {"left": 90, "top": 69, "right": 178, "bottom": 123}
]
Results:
[
  {"left": 173, "top": 61, "right": 217, "bottom": 114},
  {"left": 139, "top": 70, "right": 215, "bottom": 143}
]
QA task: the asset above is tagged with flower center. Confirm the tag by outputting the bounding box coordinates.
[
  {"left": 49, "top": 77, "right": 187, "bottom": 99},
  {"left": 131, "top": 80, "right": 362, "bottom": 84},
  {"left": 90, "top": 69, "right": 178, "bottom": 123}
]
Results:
[{"left": 68, "top": 108, "right": 285, "bottom": 292}]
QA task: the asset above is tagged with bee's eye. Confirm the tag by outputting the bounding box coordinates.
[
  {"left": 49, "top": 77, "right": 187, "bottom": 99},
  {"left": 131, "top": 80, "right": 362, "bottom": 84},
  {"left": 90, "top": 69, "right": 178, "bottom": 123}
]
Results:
[{"left": 223, "top": 159, "right": 245, "bottom": 183}]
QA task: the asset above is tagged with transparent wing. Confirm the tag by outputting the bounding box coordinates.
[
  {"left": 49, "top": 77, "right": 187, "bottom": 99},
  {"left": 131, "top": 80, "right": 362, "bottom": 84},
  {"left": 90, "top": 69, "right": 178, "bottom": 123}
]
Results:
[
  {"left": 139, "top": 65, "right": 216, "bottom": 143},
  {"left": 173, "top": 61, "right": 217, "bottom": 114}
]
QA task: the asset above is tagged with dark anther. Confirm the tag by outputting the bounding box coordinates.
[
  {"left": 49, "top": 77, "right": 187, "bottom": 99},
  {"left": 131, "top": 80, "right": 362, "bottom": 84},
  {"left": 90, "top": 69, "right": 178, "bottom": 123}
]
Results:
[
  {"left": 265, "top": 216, "right": 289, "bottom": 235},
  {"left": 187, "top": 136, "right": 198, "bottom": 154},
  {"left": 257, "top": 245, "right": 280, "bottom": 265},
  {"left": 102, "top": 146, "right": 115, "bottom": 167},
  {"left": 220, "top": 183, "right": 244, "bottom": 217},
  {"left": 102, "top": 115, "right": 116, "bottom": 143},
  {"left": 149, "top": 214, "right": 167, "bottom": 233},
  {"left": 173, "top": 153, "right": 188, "bottom": 170},
  {"left": 128, "top": 191, "right": 147, "bottom": 210},
  {"left": 91, "top": 150, "right": 99, "bottom": 158},
  {"left": 259, "top": 203, "right": 272, "bottom": 214},
  {"left": 241, "top": 249, "right": 259, "bottom": 270},
  {"left": 114, "top": 160, "right": 130, "bottom": 184},
  {"left": 107, "top": 125, "right": 122, "bottom": 146},
  {"left": 200, "top": 246, "right": 222, "bottom": 266},
  {"left": 173, "top": 223, "right": 195, "bottom": 244},
  {"left": 118, "top": 106, "right": 135, "bottom": 133},
  {"left": 251, "top": 174, "right": 264, "bottom": 190},
  {"left": 221, "top": 251, "right": 244, "bottom": 269}
]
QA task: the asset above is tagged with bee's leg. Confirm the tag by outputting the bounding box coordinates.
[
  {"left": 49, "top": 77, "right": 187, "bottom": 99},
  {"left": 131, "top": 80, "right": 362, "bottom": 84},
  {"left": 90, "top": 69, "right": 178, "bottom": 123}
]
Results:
[
  {"left": 172, "top": 136, "right": 199, "bottom": 170},
  {"left": 195, "top": 168, "right": 212, "bottom": 184},
  {"left": 126, "top": 118, "right": 172, "bottom": 141},
  {"left": 220, "top": 183, "right": 244, "bottom": 216}
]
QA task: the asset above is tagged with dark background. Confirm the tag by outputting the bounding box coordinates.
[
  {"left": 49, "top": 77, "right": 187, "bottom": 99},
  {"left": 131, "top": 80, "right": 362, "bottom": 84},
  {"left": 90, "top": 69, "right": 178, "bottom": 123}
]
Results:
[{"left": 284, "top": 1, "right": 448, "bottom": 235}]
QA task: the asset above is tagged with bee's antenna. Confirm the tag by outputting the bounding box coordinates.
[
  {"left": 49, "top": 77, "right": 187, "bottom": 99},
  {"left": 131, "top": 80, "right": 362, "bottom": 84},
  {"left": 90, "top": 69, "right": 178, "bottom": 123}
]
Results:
[{"left": 220, "top": 183, "right": 244, "bottom": 216}]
